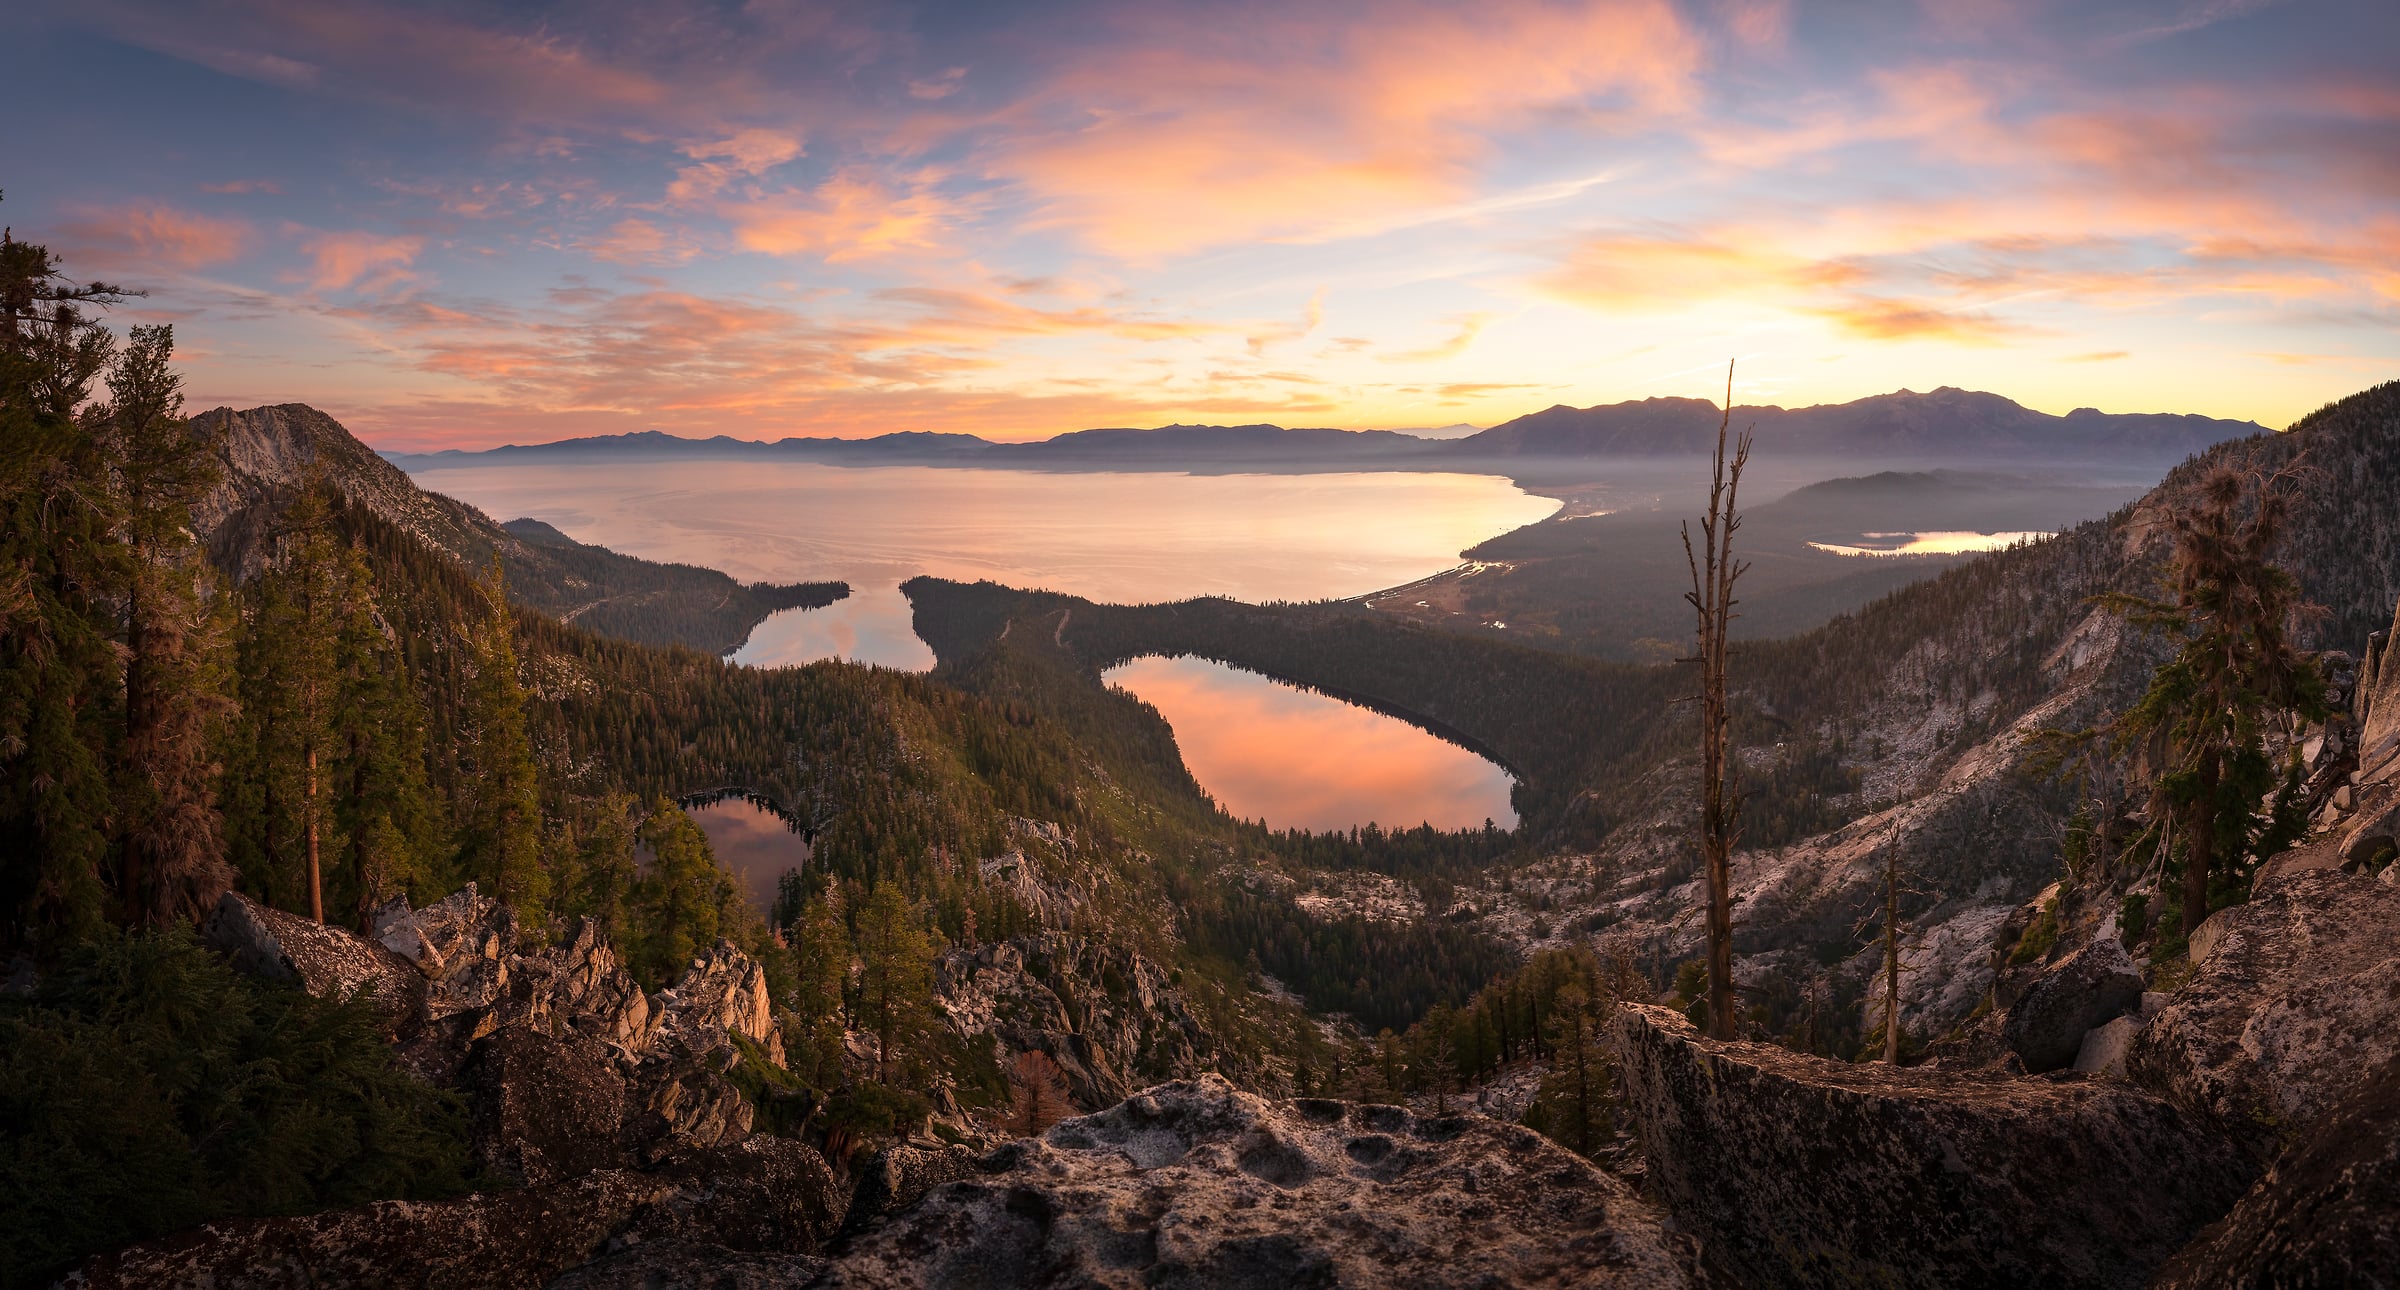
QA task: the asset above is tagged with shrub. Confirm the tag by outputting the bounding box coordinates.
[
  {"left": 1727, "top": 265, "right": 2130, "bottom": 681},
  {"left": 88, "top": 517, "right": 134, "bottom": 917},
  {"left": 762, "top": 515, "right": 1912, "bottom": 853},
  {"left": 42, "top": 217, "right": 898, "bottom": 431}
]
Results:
[{"left": 0, "top": 929, "right": 474, "bottom": 1288}]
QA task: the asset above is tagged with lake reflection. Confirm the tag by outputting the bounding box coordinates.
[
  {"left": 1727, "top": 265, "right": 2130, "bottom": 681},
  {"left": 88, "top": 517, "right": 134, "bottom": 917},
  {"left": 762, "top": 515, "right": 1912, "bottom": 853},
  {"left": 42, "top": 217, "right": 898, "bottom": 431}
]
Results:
[
  {"left": 1106, "top": 655, "right": 1516, "bottom": 833},
  {"left": 406, "top": 461, "right": 1556, "bottom": 670},
  {"left": 688, "top": 797, "right": 808, "bottom": 913}
]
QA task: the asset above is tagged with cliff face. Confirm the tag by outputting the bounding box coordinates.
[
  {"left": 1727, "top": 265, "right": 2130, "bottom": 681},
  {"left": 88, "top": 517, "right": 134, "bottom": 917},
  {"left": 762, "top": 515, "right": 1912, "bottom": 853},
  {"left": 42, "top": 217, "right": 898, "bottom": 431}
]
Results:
[{"left": 190, "top": 403, "right": 845, "bottom": 655}]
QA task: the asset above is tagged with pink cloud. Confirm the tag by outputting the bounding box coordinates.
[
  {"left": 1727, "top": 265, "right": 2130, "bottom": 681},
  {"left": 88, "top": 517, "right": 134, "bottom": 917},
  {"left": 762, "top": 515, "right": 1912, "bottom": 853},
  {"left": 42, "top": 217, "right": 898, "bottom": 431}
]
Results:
[
  {"left": 55, "top": 203, "right": 253, "bottom": 269},
  {"left": 297, "top": 230, "right": 423, "bottom": 292}
]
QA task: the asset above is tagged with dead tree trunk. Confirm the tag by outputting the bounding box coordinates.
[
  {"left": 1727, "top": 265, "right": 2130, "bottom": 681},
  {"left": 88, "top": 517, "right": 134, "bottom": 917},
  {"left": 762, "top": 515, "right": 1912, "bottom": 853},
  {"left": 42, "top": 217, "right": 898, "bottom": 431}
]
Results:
[
  {"left": 1882, "top": 842, "right": 1903, "bottom": 1064},
  {"left": 1683, "top": 360, "right": 1752, "bottom": 1041}
]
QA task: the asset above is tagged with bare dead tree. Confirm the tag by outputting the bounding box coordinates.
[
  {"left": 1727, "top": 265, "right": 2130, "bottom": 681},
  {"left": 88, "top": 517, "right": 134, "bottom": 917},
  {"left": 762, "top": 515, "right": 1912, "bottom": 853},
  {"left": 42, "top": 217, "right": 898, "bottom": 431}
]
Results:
[{"left": 1682, "top": 360, "right": 1752, "bottom": 1041}]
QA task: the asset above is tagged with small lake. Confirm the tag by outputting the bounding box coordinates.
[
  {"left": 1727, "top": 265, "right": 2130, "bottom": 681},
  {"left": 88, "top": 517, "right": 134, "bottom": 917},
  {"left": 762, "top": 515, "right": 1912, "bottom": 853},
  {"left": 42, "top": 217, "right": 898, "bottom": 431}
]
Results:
[
  {"left": 687, "top": 797, "right": 809, "bottom": 913},
  {"left": 407, "top": 460, "right": 1556, "bottom": 671},
  {"left": 1105, "top": 655, "right": 1517, "bottom": 833}
]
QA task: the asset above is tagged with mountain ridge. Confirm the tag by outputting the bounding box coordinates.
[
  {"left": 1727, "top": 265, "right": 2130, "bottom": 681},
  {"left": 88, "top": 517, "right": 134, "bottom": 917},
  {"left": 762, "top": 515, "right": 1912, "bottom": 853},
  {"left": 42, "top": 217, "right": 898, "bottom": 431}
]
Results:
[
  {"left": 194, "top": 403, "right": 848, "bottom": 655},
  {"left": 379, "top": 386, "right": 2265, "bottom": 474}
]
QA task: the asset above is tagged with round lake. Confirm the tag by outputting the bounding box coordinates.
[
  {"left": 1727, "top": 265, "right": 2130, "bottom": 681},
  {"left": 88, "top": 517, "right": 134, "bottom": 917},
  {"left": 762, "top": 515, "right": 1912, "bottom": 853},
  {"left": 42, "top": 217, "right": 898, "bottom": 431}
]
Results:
[{"left": 1105, "top": 655, "right": 1517, "bottom": 834}]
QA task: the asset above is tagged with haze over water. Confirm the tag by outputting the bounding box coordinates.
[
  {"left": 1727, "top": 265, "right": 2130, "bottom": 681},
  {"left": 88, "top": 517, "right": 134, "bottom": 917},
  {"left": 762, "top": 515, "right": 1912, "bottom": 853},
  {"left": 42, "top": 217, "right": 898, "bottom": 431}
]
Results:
[{"left": 407, "top": 460, "right": 1555, "bottom": 668}]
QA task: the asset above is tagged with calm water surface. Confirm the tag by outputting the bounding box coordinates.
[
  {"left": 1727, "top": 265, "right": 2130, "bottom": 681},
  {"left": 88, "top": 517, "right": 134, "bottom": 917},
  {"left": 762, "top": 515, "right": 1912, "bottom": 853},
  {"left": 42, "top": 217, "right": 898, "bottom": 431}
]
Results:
[
  {"left": 1105, "top": 656, "right": 1516, "bottom": 833},
  {"left": 688, "top": 798, "right": 809, "bottom": 913},
  {"left": 408, "top": 461, "right": 1556, "bottom": 670}
]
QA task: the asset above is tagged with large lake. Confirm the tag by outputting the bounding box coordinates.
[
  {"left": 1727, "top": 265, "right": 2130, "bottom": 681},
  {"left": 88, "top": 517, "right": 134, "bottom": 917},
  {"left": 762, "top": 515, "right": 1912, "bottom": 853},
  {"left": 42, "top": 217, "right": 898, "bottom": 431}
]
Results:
[{"left": 409, "top": 460, "right": 1549, "bottom": 839}]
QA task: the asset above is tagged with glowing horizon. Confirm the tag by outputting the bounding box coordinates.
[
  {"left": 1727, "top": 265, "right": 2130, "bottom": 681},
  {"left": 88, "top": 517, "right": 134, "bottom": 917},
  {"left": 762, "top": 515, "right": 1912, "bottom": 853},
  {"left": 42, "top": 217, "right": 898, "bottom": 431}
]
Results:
[{"left": 5, "top": 0, "right": 2393, "bottom": 451}]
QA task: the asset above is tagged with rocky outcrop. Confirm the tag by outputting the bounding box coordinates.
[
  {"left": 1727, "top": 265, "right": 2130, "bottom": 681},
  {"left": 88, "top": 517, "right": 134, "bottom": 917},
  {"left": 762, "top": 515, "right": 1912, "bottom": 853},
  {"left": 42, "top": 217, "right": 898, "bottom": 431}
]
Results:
[
  {"left": 2152, "top": 1054, "right": 2400, "bottom": 1288},
  {"left": 221, "top": 886, "right": 789, "bottom": 1184},
  {"left": 1612, "top": 1004, "right": 2255, "bottom": 1289},
  {"left": 2126, "top": 870, "right": 2400, "bottom": 1162},
  {"left": 204, "top": 892, "right": 425, "bottom": 1037},
  {"left": 935, "top": 933, "right": 1216, "bottom": 1111},
  {"left": 66, "top": 1137, "right": 844, "bottom": 1290},
  {"left": 2001, "top": 935, "right": 2144, "bottom": 1073},
  {"left": 818, "top": 1074, "right": 1696, "bottom": 1289}
]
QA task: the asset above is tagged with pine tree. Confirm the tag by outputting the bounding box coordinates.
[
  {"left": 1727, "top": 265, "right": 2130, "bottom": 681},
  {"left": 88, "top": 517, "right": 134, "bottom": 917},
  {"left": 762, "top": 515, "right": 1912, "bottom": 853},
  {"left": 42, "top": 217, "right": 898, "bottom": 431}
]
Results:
[
  {"left": 1681, "top": 360, "right": 1750, "bottom": 1040},
  {"left": 95, "top": 324, "right": 233, "bottom": 929},
  {"left": 225, "top": 487, "right": 342, "bottom": 919},
  {"left": 854, "top": 880, "right": 935, "bottom": 1084},
  {"left": 2087, "top": 463, "right": 2330, "bottom": 940},
  {"left": 327, "top": 542, "right": 446, "bottom": 921},
  {"left": 630, "top": 797, "right": 732, "bottom": 988},
  {"left": 1526, "top": 982, "right": 1612, "bottom": 1157},
  {"left": 456, "top": 562, "right": 545, "bottom": 921},
  {"left": 0, "top": 230, "right": 130, "bottom": 948},
  {"left": 788, "top": 885, "right": 851, "bottom": 1086}
]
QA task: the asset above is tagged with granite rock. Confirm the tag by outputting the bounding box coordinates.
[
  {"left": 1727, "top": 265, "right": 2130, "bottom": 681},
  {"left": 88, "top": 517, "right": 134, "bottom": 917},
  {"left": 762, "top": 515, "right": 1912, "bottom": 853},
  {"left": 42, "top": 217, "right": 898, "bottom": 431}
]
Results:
[
  {"left": 2126, "top": 870, "right": 2400, "bottom": 1162},
  {"left": 1612, "top": 1003, "right": 2255, "bottom": 1289},
  {"left": 817, "top": 1074, "right": 1695, "bottom": 1289},
  {"left": 2151, "top": 1054, "right": 2400, "bottom": 1288},
  {"left": 203, "top": 892, "right": 425, "bottom": 1038},
  {"left": 2001, "top": 935, "right": 2144, "bottom": 1073}
]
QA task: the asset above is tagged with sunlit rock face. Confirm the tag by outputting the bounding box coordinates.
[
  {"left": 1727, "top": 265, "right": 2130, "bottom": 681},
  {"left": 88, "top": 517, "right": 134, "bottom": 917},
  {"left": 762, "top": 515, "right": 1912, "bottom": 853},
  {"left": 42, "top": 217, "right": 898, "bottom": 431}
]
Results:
[
  {"left": 1611, "top": 1004, "right": 2255, "bottom": 1289},
  {"left": 2127, "top": 870, "right": 2400, "bottom": 1165},
  {"left": 820, "top": 1075, "right": 1698, "bottom": 1290}
]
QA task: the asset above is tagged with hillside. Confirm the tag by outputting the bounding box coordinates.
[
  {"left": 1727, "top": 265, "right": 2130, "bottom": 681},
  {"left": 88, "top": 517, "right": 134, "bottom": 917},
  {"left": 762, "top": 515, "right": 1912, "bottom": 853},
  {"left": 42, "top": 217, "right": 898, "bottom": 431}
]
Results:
[
  {"left": 905, "top": 380, "right": 2400, "bottom": 1050},
  {"left": 197, "top": 404, "right": 847, "bottom": 655}
]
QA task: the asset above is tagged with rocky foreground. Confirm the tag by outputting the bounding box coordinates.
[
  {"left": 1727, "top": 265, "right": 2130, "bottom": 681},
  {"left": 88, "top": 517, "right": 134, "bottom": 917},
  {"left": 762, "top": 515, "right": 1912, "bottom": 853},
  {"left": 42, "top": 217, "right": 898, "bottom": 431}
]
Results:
[{"left": 57, "top": 852, "right": 2400, "bottom": 1288}]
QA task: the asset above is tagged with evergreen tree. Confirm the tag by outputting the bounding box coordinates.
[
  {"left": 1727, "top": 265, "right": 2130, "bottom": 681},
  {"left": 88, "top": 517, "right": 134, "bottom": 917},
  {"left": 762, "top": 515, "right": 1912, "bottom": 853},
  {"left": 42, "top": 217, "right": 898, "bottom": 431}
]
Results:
[
  {"left": 2086, "top": 463, "right": 2330, "bottom": 939},
  {"left": 1526, "top": 982, "right": 1612, "bottom": 1157},
  {"left": 629, "top": 797, "right": 734, "bottom": 988},
  {"left": 456, "top": 563, "right": 544, "bottom": 920},
  {"left": 788, "top": 885, "right": 851, "bottom": 1086},
  {"left": 224, "top": 488, "right": 342, "bottom": 919},
  {"left": 327, "top": 542, "right": 446, "bottom": 921},
  {"left": 566, "top": 791, "right": 639, "bottom": 938},
  {"left": 94, "top": 324, "right": 232, "bottom": 928},
  {"left": 854, "top": 880, "right": 935, "bottom": 1084},
  {"left": 0, "top": 230, "right": 130, "bottom": 948}
]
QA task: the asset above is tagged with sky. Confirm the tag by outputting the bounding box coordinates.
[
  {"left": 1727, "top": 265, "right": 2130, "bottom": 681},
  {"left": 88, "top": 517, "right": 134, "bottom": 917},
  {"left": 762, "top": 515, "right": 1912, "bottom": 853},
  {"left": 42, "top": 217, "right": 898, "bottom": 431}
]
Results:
[{"left": 3, "top": 0, "right": 2394, "bottom": 450}]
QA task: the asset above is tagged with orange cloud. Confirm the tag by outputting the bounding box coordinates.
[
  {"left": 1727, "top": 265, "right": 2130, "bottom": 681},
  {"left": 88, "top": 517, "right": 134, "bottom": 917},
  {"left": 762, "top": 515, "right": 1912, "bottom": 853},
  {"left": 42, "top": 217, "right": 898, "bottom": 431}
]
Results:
[
  {"left": 57, "top": 203, "right": 252, "bottom": 269},
  {"left": 298, "top": 230, "right": 423, "bottom": 292},
  {"left": 992, "top": 0, "right": 1702, "bottom": 256},
  {"left": 1812, "top": 297, "right": 2040, "bottom": 344},
  {"left": 727, "top": 170, "right": 961, "bottom": 262}
]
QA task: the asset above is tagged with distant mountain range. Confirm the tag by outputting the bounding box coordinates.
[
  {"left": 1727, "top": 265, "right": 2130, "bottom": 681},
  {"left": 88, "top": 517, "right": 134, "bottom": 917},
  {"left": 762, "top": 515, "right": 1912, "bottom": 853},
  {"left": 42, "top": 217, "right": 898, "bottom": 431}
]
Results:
[{"left": 383, "top": 387, "right": 2266, "bottom": 475}]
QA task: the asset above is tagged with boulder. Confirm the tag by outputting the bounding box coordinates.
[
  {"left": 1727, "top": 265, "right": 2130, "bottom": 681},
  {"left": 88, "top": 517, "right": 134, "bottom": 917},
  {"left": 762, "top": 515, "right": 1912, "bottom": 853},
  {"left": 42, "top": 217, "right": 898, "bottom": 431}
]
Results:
[
  {"left": 837, "top": 1143, "right": 980, "bottom": 1239},
  {"left": 466, "top": 1027, "right": 630, "bottom": 1186},
  {"left": 64, "top": 1137, "right": 844, "bottom": 1290},
  {"left": 2126, "top": 870, "right": 2400, "bottom": 1162},
  {"left": 2001, "top": 936, "right": 2144, "bottom": 1073},
  {"left": 1611, "top": 1004, "right": 2255, "bottom": 1289},
  {"left": 203, "top": 892, "right": 424, "bottom": 1038},
  {"left": 2151, "top": 1056, "right": 2400, "bottom": 1287},
  {"left": 819, "top": 1074, "right": 1696, "bottom": 1289}
]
